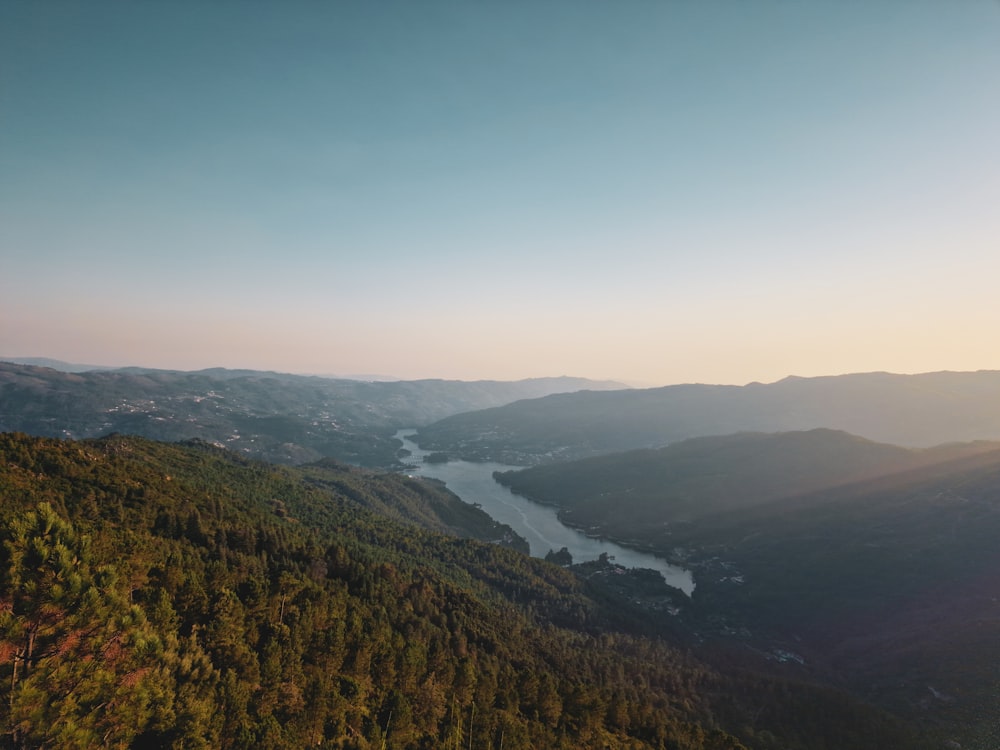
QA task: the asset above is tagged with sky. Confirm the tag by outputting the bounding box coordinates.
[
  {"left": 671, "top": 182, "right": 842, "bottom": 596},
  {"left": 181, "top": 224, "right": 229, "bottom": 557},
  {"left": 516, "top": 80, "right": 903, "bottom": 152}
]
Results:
[{"left": 2, "top": 1, "right": 999, "bottom": 386}]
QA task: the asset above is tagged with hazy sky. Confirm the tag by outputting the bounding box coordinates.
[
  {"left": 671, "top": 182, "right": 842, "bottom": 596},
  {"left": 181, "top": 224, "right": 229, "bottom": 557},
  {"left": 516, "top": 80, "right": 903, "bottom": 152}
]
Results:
[{"left": 3, "top": 2, "right": 999, "bottom": 385}]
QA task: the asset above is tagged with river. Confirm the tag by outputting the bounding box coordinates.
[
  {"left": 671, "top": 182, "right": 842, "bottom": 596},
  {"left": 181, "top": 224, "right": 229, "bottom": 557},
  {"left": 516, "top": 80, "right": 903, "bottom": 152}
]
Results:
[{"left": 394, "top": 430, "right": 693, "bottom": 595}]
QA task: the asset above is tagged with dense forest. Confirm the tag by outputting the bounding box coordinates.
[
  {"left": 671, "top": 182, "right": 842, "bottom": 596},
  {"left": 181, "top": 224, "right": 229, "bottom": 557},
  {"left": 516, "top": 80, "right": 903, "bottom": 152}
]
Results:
[
  {"left": 0, "top": 433, "right": 931, "bottom": 749},
  {"left": 496, "top": 432, "right": 1000, "bottom": 748}
]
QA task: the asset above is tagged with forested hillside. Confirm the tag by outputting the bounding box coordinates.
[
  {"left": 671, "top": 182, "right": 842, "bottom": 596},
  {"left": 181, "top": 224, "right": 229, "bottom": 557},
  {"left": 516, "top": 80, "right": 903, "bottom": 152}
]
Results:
[
  {"left": 415, "top": 370, "right": 1000, "bottom": 464},
  {"left": 497, "top": 433, "right": 1000, "bottom": 749},
  {"left": 679, "top": 447, "right": 1000, "bottom": 749},
  {"left": 0, "top": 362, "right": 621, "bottom": 466},
  {"left": 494, "top": 429, "right": 1000, "bottom": 533},
  {"left": 0, "top": 433, "right": 928, "bottom": 749}
]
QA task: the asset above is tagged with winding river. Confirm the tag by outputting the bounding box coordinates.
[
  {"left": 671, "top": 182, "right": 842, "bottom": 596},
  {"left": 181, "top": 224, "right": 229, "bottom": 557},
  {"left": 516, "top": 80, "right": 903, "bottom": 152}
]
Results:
[{"left": 395, "top": 430, "right": 693, "bottom": 595}]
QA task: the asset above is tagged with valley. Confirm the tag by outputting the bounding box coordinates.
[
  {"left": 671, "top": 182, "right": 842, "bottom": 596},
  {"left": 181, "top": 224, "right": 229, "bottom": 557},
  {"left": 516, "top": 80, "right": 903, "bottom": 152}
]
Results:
[
  {"left": 2, "top": 362, "right": 998, "bottom": 748},
  {"left": 7, "top": 2, "right": 995, "bottom": 747},
  {"left": 395, "top": 429, "right": 694, "bottom": 594},
  {"left": 0, "top": 361, "right": 622, "bottom": 467}
]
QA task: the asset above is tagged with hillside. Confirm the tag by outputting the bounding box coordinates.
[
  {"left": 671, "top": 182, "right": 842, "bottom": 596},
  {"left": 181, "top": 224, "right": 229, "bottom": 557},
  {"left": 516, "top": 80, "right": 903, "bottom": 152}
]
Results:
[
  {"left": 496, "top": 433, "right": 1000, "bottom": 748},
  {"left": 414, "top": 370, "right": 1000, "bottom": 464},
  {"left": 494, "top": 429, "right": 1000, "bottom": 533},
  {"left": 0, "top": 433, "right": 929, "bottom": 749},
  {"left": 0, "top": 361, "right": 623, "bottom": 466},
  {"left": 679, "top": 448, "right": 1000, "bottom": 748}
]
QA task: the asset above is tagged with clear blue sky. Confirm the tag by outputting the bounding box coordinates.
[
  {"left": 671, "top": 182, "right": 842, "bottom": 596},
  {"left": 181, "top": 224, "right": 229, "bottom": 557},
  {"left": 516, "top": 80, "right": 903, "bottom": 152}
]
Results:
[{"left": 2, "top": 1, "right": 999, "bottom": 384}]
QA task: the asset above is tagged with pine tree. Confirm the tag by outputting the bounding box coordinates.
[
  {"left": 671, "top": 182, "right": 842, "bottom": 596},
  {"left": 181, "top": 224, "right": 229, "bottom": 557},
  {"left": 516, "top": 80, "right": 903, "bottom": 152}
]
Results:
[{"left": 0, "top": 503, "right": 169, "bottom": 748}]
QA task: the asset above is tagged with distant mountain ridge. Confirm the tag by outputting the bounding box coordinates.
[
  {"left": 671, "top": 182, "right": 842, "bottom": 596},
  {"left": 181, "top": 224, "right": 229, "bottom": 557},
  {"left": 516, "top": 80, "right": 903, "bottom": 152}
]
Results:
[
  {"left": 415, "top": 370, "right": 1000, "bottom": 463},
  {"left": 494, "top": 428, "right": 1000, "bottom": 533},
  {"left": 2, "top": 356, "right": 119, "bottom": 372},
  {"left": 0, "top": 361, "right": 624, "bottom": 466}
]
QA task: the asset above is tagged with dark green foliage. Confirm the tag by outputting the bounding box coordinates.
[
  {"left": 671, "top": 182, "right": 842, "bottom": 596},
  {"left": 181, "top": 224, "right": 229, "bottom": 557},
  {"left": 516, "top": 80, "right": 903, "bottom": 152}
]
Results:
[
  {"left": 297, "top": 462, "right": 528, "bottom": 552},
  {"left": 675, "top": 447, "right": 1000, "bottom": 746},
  {"left": 0, "top": 433, "right": 929, "bottom": 749},
  {"left": 496, "top": 431, "right": 1000, "bottom": 748},
  {"left": 545, "top": 547, "right": 573, "bottom": 566},
  {"left": 0, "top": 502, "right": 193, "bottom": 749}
]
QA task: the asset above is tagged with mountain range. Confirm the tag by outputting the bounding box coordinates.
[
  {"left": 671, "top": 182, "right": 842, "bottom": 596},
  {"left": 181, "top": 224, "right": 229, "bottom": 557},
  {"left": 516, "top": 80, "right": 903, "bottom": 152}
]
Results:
[
  {"left": 0, "top": 361, "right": 622, "bottom": 466},
  {"left": 494, "top": 428, "right": 1000, "bottom": 529},
  {"left": 5, "top": 362, "right": 1000, "bottom": 747},
  {"left": 415, "top": 370, "right": 1000, "bottom": 463}
]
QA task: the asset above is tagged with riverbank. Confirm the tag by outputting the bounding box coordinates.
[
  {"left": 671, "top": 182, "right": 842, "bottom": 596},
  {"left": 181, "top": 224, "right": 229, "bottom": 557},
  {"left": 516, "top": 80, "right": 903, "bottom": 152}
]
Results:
[
  {"left": 395, "top": 430, "right": 694, "bottom": 595},
  {"left": 495, "top": 472, "right": 693, "bottom": 570}
]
